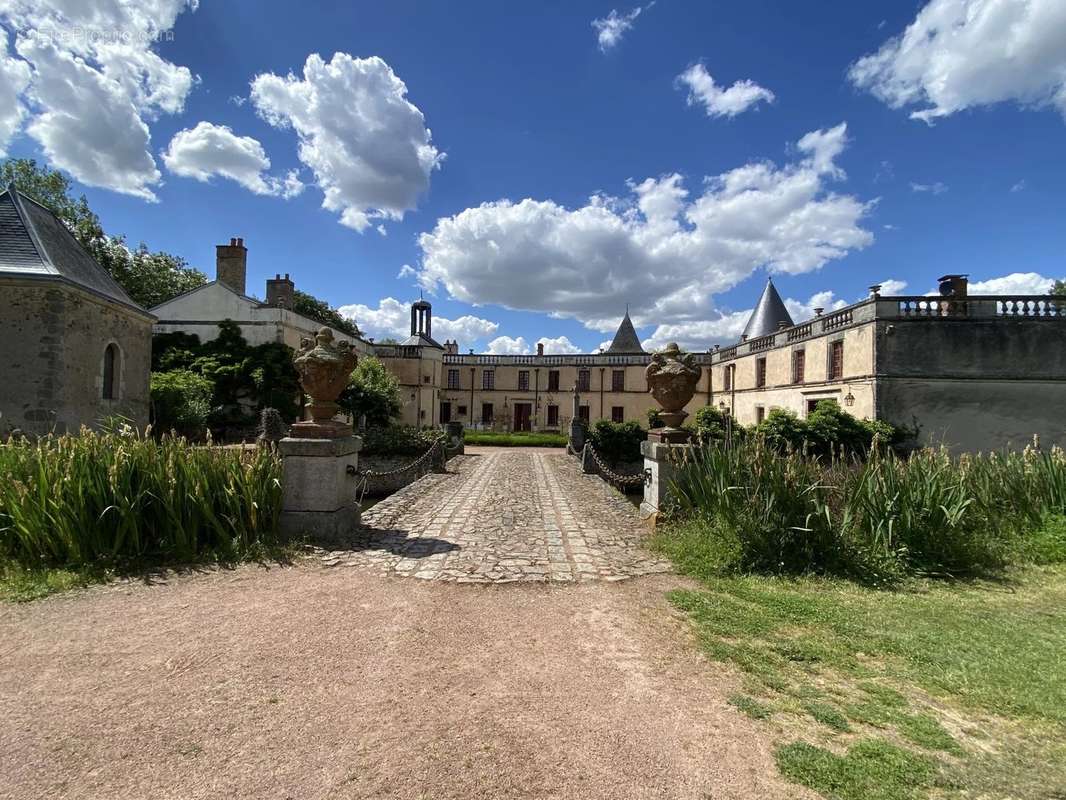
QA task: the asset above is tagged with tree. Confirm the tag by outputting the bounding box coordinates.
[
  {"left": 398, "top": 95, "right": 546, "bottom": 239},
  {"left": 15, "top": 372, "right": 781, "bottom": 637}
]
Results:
[
  {"left": 1, "top": 158, "right": 206, "bottom": 308},
  {"left": 293, "top": 289, "right": 360, "bottom": 337},
  {"left": 339, "top": 356, "right": 401, "bottom": 427},
  {"left": 1051, "top": 279, "right": 1066, "bottom": 297}
]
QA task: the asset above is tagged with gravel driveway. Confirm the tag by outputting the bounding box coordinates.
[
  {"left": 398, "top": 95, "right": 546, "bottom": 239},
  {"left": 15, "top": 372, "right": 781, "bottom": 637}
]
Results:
[{"left": 0, "top": 564, "right": 807, "bottom": 799}]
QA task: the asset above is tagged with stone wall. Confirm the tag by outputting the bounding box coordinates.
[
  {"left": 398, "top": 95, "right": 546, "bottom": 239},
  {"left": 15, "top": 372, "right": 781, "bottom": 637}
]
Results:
[{"left": 0, "top": 280, "right": 152, "bottom": 435}]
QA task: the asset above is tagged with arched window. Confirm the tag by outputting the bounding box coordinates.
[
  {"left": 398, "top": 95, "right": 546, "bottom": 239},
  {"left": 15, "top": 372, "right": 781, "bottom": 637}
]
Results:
[{"left": 102, "top": 344, "right": 118, "bottom": 400}]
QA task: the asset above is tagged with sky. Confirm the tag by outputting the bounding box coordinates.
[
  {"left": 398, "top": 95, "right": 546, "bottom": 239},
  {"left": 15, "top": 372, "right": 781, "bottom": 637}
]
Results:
[{"left": 1, "top": 0, "right": 1064, "bottom": 354}]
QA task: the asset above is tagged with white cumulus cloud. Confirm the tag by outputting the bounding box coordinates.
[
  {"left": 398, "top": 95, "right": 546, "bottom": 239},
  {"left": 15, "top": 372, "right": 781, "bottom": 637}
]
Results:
[
  {"left": 162, "top": 121, "right": 303, "bottom": 198},
  {"left": 486, "top": 335, "right": 530, "bottom": 355},
  {"left": 592, "top": 4, "right": 653, "bottom": 52},
  {"left": 677, "top": 63, "right": 775, "bottom": 118},
  {"left": 251, "top": 53, "right": 443, "bottom": 232},
  {"left": 0, "top": 30, "right": 31, "bottom": 156},
  {"left": 0, "top": 0, "right": 198, "bottom": 199},
  {"left": 537, "top": 335, "right": 582, "bottom": 354},
  {"left": 336, "top": 297, "right": 499, "bottom": 348},
  {"left": 417, "top": 123, "right": 872, "bottom": 335},
  {"left": 848, "top": 0, "right": 1066, "bottom": 123},
  {"left": 968, "top": 272, "right": 1063, "bottom": 295}
]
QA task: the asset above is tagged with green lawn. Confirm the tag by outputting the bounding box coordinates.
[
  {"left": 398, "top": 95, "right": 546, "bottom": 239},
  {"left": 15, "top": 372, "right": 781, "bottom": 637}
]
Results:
[
  {"left": 656, "top": 521, "right": 1066, "bottom": 800},
  {"left": 463, "top": 431, "right": 567, "bottom": 447}
]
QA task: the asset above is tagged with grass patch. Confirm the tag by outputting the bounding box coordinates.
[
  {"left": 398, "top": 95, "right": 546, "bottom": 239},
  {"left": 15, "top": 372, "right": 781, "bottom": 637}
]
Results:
[
  {"left": 729, "top": 693, "right": 773, "bottom": 720},
  {"left": 463, "top": 431, "right": 566, "bottom": 447},
  {"left": 775, "top": 739, "right": 935, "bottom": 800},
  {"left": 659, "top": 518, "right": 1066, "bottom": 798},
  {"left": 0, "top": 563, "right": 101, "bottom": 602}
]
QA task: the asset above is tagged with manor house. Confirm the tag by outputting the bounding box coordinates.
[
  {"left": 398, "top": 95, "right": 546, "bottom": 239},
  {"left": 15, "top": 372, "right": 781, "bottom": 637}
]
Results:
[{"left": 375, "top": 277, "right": 1066, "bottom": 452}]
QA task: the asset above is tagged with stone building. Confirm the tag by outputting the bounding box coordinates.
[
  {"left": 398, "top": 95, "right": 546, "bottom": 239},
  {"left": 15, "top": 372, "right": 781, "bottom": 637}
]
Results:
[
  {"left": 709, "top": 276, "right": 1065, "bottom": 451},
  {"left": 374, "top": 278, "right": 1065, "bottom": 452},
  {"left": 151, "top": 237, "right": 370, "bottom": 353},
  {"left": 0, "top": 185, "right": 154, "bottom": 435}
]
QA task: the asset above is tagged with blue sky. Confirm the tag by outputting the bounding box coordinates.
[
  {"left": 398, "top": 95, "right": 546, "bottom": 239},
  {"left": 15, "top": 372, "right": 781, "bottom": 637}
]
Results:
[{"left": 2, "top": 0, "right": 1064, "bottom": 353}]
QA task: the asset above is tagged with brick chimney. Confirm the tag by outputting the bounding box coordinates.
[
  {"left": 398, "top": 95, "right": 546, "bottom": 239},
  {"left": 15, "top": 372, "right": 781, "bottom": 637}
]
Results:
[
  {"left": 537, "top": 342, "right": 544, "bottom": 356},
  {"left": 216, "top": 237, "right": 247, "bottom": 295},
  {"left": 938, "top": 274, "right": 969, "bottom": 298},
  {"left": 266, "top": 272, "right": 294, "bottom": 310}
]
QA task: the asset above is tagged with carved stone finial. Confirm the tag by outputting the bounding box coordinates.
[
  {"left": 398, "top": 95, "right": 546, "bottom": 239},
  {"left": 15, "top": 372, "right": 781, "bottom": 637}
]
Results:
[
  {"left": 291, "top": 327, "right": 359, "bottom": 438},
  {"left": 645, "top": 342, "right": 701, "bottom": 441}
]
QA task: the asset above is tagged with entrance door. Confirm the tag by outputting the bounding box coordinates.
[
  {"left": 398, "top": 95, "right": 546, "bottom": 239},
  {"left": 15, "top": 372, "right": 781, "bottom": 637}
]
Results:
[
  {"left": 439, "top": 402, "right": 451, "bottom": 423},
  {"left": 514, "top": 403, "right": 532, "bottom": 432}
]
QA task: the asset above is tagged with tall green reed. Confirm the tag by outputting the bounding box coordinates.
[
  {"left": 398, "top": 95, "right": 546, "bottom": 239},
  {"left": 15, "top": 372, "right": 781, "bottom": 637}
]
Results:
[{"left": 0, "top": 428, "right": 282, "bottom": 568}]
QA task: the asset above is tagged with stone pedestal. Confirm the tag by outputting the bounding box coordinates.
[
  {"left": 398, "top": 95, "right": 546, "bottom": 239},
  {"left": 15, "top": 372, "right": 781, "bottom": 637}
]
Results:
[
  {"left": 278, "top": 435, "right": 361, "bottom": 545},
  {"left": 640, "top": 439, "right": 693, "bottom": 523}
]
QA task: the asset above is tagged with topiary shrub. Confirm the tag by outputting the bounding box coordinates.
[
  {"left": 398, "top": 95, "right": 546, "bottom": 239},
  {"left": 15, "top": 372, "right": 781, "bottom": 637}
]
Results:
[{"left": 150, "top": 369, "right": 212, "bottom": 439}]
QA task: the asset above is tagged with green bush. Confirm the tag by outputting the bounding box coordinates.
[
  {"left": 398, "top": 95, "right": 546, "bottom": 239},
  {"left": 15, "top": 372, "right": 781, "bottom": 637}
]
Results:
[
  {"left": 150, "top": 369, "right": 212, "bottom": 438},
  {"left": 693, "top": 405, "right": 743, "bottom": 444},
  {"left": 463, "top": 431, "right": 566, "bottom": 447},
  {"left": 360, "top": 425, "right": 443, "bottom": 457},
  {"left": 665, "top": 439, "right": 1066, "bottom": 581},
  {"left": 0, "top": 430, "right": 281, "bottom": 569},
  {"left": 751, "top": 403, "right": 903, "bottom": 456},
  {"left": 588, "top": 419, "right": 647, "bottom": 464},
  {"left": 338, "top": 356, "right": 401, "bottom": 427}
]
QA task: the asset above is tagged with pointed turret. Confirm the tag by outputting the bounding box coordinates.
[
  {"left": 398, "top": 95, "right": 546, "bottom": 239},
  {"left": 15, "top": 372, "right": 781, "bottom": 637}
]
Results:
[
  {"left": 742, "top": 278, "right": 793, "bottom": 339},
  {"left": 606, "top": 309, "right": 644, "bottom": 354}
]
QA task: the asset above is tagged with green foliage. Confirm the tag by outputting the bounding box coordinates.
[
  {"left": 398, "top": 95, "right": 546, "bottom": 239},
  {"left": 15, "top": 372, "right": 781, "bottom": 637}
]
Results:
[
  {"left": 339, "top": 356, "right": 402, "bottom": 427},
  {"left": 666, "top": 439, "right": 1066, "bottom": 580},
  {"left": 647, "top": 408, "right": 664, "bottom": 429},
  {"left": 151, "top": 320, "right": 302, "bottom": 435},
  {"left": 775, "top": 739, "right": 935, "bottom": 800},
  {"left": 1051, "top": 279, "right": 1066, "bottom": 297},
  {"left": 292, "top": 289, "right": 359, "bottom": 337},
  {"left": 588, "top": 419, "right": 647, "bottom": 464},
  {"left": 752, "top": 403, "right": 904, "bottom": 457},
  {"left": 149, "top": 369, "right": 212, "bottom": 439},
  {"left": 463, "top": 431, "right": 567, "bottom": 447},
  {"left": 0, "top": 430, "right": 281, "bottom": 569},
  {"left": 728, "top": 693, "right": 772, "bottom": 720},
  {"left": 755, "top": 408, "right": 809, "bottom": 452},
  {"left": 693, "top": 404, "right": 743, "bottom": 444},
  {"left": 1, "top": 158, "right": 207, "bottom": 308},
  {"left": 360, "top": 425, "right": 444, "bottom": 457}
]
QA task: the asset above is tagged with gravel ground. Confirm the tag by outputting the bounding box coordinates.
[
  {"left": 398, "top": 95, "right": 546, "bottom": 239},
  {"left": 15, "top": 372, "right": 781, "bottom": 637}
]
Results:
[{"left": 0, "top": 565, "right": 809, "bottom": 800}]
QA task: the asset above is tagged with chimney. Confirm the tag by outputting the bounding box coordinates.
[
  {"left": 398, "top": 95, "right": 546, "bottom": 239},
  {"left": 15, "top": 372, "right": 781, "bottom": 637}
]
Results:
[
  {"left": 938, "top": 274, "right": 969, "bottom": 299},
  {"left": 266, "top": 272, "right": 294, "bottom": 310},
  {"left": 537, "top": 342, "right": 544, "bottom": 356},
  {"left": 216, "top": 237, "right": 248, "bottom": 295}
]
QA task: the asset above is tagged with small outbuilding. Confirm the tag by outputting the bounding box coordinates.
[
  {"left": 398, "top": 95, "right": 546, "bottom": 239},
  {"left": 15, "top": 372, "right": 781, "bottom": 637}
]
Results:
[{"left": 0, "top": 185, "right": 154, "bottom": 435}]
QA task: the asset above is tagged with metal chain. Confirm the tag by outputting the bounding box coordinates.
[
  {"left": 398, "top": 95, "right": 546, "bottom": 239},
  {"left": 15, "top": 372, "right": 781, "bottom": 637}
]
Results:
[
  {"left": 358, "top": 438, "right": 444, "bottom": 479},
  {"left": 585, "top": 442, "right": 647, "bottom": 488}
]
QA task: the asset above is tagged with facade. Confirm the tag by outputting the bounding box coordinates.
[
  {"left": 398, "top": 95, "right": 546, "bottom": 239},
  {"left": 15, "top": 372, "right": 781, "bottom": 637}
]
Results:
[
  {"left": 374, "top": 278, "right": 1066, "bottom": 452},
  {"left": 710, "top": 277, "right": 1066, "bottom": 451},
  {"left": 0, "top": 186, "right": 154, "bottom": 435},
  {"left": 151, "top": 238, "right": 371, "bottom": 354}
]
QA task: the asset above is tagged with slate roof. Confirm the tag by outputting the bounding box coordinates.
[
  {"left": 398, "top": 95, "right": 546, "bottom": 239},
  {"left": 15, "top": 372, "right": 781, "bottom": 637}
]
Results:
[
  {"left": 605, "top": 310, "right": 644, "bottom": 354},
  {"left": 742, "top": 279, "right": 793, "bottom": 339},
  {"left": 0, "top": 185, "right": 150, "bottom": 316},
  {"left": 401, "top": 333, "right": 444, "bottom": 349}
]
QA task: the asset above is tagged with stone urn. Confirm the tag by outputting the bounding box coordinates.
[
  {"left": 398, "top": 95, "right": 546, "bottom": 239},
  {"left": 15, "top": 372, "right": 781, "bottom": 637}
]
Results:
[
  {"left": 645, "top": 342, "right": 701, "bottom": 442},
  {"left": 291, "top": 327, "right": 359, "bottom": 439}
]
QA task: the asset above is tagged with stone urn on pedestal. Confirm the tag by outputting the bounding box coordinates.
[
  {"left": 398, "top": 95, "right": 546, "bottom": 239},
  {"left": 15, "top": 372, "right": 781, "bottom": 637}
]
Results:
[
  {"left": 640, "top": 342, "right": 702, "bottom": 521},
  {"left": 279, "top": 327, "right": 362, "bottom": 543}
]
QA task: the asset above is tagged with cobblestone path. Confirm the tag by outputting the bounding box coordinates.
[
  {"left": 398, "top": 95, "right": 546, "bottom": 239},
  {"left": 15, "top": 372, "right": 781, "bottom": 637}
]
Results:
[{"left": 323, "top": 449, "right": 672, "bottom": 582}]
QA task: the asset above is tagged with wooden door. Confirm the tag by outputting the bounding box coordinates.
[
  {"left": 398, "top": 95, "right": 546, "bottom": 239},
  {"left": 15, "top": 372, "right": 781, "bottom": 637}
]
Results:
[{"left": 514, "top": 403, "right": 532, "bottom": 432}]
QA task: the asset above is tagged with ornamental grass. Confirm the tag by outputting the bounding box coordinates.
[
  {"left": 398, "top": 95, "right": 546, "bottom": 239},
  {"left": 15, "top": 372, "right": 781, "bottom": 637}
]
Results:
[
  {"left": 666, "top": 436, "right": 1066, "bottom": 581},
  {"left": 0, "top": 428, "right": 281, "bottom": 569}
]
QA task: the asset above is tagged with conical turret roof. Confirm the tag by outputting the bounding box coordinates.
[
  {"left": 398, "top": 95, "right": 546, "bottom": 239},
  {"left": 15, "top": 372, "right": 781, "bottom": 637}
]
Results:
[
  {"left": 606, "top": 310, "right": 644, "bottom": 353},
  {"left": 742, "top": 278, "right": 793, "bottom": 339}
]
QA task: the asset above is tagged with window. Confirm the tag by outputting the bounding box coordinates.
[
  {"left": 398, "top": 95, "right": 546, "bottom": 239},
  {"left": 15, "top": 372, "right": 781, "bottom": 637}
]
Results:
[
  {"left": 755, "top": 357, "right": 767, "bottom": 388},
  {"left": 481, "top": 403, "right": 494, "bottom": 425},
  {"left": 722, "top": 366, "right": 732, "bottom": 391},
  {"left": 482, "top": 370, "right": 495, "bottom": 390},
  {"left": 547, "top": 405, "right": 559, "bottom": 426},
  {"left": 577, "top": 369, "right": 590, "bottom": 392},
  {"left": 548, "top": 370, "right": 560, "bottom": 392},
  {"left": 102, "top": 343, "right": 118, "bottom": 400},
  {"left": 578, "top": 405, "right": 590, "bottom": 423},
  {"left": 518, "top": 370, "right": 530, "bottom": 391},
  {"left": 611, "top": 406, "right": 624, "bottom": 423},
  {"left": 612, "top": 369, "right": 625, "bottom": 392},
  {"left": 828, "top": 340, "right": 844, "bottom": 380},
  {"left": 423, "top": 375, "right": 431, "bottom": 384},
  {"left": 447, "top": 368, "right": 460, "bottom": 389},
  {"left": 792, "top": 349, "right": 806, "bottom": 384},
  {"left": 755, "top": 406, "right": 766, "bottom": 424},
  {"left": 457, "top": 405, "right": 467, "bottom": 416}
]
